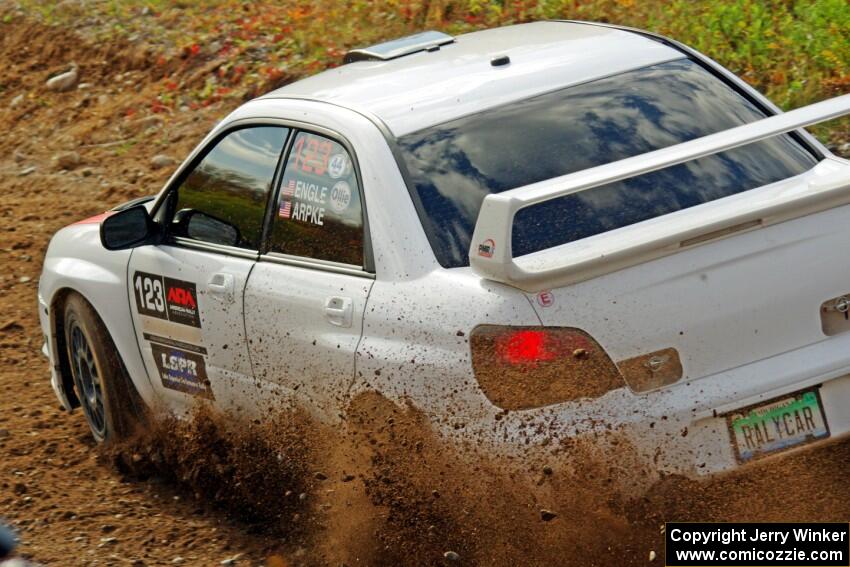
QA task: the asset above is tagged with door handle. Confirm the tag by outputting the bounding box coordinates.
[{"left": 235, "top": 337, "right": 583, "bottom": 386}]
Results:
[
  {"left": 324, "top": 296, "right": 353, "bottom": 328},
  {"left": 207, "top": 273, "right": 234, "bottom": 298}
]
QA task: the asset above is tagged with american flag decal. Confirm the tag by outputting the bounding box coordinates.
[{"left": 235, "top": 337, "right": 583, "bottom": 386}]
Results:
[
  {"left": 279, "top": 200, "right": 292, "bottom": 219},
  {"left": 282, "top": 179, "right": 296, "bottom": 197}
]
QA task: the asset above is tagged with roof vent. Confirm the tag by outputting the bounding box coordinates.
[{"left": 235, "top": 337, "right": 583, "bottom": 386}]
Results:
[
  {"left": 490, "top": 55, "right": 510, "bottom": 67},
  {"left": 344, "top": 31, "right": 455, "bottom": 64}
]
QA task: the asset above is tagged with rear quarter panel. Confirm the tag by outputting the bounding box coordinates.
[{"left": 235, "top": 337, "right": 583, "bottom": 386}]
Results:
[{"left": 353, "top": 269, "right": 540, "bottom": 432}]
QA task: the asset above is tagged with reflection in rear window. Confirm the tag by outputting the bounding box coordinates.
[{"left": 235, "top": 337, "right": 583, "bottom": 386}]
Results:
[{"left": 398, "top": 59, "right": 818, "bottom": 268}]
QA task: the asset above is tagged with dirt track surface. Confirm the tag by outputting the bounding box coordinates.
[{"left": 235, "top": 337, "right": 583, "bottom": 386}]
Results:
[
  {"left": 1, "top": 13, "right": 849, "bottom": 567},
  {"left": 0, "top": 15, "right": 291, "bottom": 567}
]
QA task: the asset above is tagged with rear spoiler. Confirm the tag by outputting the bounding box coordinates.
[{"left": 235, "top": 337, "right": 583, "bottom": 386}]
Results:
[{"left": 469, "top": 93, "right": 850, "bottom": 292}]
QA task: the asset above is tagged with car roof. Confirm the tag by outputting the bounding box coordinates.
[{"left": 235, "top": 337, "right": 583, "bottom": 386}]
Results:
[{"left": 263, "top": 21, "right": 685, "bottom": 136}]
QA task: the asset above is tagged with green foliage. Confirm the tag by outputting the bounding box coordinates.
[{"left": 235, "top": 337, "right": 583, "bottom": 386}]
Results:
[{"left": 12, "top": 0, "right": 850, "bottom": 140}]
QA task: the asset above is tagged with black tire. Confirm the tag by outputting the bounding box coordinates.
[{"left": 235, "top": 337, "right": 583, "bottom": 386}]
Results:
[
  {"left": 63, "top": 292, "right": 145, "bottom": 442},
  {"left": 0, "top": 521, "right": 15, "bottom": 559}
]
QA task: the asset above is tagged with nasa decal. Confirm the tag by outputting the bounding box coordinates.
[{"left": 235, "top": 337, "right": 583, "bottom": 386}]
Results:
[
  {"left": 150, "top": 339, "right": 213, "bottom": 400},
  {"left": 133, "top": 272, "right": 201, "bottom": 328}
]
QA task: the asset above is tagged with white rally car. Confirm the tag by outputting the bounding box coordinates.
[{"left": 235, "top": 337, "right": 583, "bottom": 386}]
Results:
[{"left": 39, "top": 21, "right": 850, "bottom": 481}]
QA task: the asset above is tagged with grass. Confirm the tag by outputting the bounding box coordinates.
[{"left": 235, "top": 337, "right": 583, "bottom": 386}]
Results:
[{"left": 7, "top": 0, "right": 850, "bottom": 142}]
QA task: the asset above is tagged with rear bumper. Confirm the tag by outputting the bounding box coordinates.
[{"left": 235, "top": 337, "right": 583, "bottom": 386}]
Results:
[
  {"left": 635, "top": 331, "right": 850, "bottom": 479},
  {"left": 688, "top": 373, "right": 850, "bottom": 477},
  {"left": 483, "top": 330, "right": 850, "bottom": 483},
  {"left": 619, "top": 330, "right": 850, "bottom": 478}
]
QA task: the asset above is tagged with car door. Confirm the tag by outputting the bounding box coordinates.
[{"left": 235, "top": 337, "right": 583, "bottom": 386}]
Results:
[
  {"left": 243, "top": 129, "right": 374, "bottom": 418},
  {"left": 128, "top": 125, "right": 290, "bottom": 410}
]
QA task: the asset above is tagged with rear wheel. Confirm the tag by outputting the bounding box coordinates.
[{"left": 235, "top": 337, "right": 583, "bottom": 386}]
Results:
[{"left": 63, "top": 293, "right": 143, "bottom": 442}]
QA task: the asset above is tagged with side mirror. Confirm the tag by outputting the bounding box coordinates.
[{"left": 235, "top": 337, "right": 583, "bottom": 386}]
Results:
[
  {"left": 174, "top": 209, "right": 241, "bottom": 248},
  {"left": 100, "top": 205, "right": 158, "bottom": 251}
]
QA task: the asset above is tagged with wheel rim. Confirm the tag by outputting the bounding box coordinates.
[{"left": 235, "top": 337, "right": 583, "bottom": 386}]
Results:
[{"left": 68, "top": 320, "right": 106, "bottom": 439}]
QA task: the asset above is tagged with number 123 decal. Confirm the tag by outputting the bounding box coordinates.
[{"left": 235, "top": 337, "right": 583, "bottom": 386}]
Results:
[{"left": 132, "top": 271, "right": 202, "bottom": 328}]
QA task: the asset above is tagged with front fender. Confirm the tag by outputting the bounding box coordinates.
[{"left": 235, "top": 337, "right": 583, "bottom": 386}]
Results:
[{"left": 39, "top": 223, "right": 158, "bottom": 411}]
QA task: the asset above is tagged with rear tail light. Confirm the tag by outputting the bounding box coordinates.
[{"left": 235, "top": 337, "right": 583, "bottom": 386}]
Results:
[
  {"left": 470, "top": 325, "right": 624, "bottom": 410},
  {"left": 495, "top": 329, "right": 558, "bottom": 364}
]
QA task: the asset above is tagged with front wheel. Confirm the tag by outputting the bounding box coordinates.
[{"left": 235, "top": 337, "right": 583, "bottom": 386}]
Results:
[{"left": 63, "top": 293, "right": 143, "bottom": 442}]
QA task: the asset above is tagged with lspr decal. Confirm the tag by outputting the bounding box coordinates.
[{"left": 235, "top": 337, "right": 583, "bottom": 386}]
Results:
[{"left": 151, "top": 342, "right": 213, "bottom": 399}]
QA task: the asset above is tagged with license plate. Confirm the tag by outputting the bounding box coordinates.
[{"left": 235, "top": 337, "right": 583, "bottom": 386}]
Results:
[{"left": 727, "top": 389, "right": 830, "bottom": 462}]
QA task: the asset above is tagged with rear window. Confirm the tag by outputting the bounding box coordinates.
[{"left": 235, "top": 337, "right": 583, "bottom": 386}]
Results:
[{"left": 398, "top": 59, "right": 819, "bottom": 268}]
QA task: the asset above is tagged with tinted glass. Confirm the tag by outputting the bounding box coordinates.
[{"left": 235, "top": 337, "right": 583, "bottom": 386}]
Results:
[
  {"left": 268, "top": 131, "right": 364, "bottom": 266},
  {"left": 172, "top": 126, "right": 289, "bottom": 249},
  {"left": 398, "top": 59, "right": 819, "bottom": 267}
]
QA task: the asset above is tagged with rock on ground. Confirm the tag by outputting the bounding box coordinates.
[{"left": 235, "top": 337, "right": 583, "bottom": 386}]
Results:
[
  {"left": 150, "top": 154, "right": 176, "bottom": 169},
  {"left": 52, "top": 151, "right": 81, "bottom": 170},
  {"left": 45, "top": 65, "right": 79, "bottom": 92}
]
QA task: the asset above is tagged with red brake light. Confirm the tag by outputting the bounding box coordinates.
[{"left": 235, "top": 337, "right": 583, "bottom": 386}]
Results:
[
  {"left": 470, "top": 325, "right": 624, "bottom": 410},
  {"left": 496, "top": 330, "right": 557, "bottom": 365}
]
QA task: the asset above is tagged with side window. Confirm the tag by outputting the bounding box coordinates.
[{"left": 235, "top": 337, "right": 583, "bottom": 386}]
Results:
[
  {"left": 171, "top": 126, "right": 289, "bottom": 250},
  {"left": 268, "top": 131, "right": 364, "bottom": 266}
]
